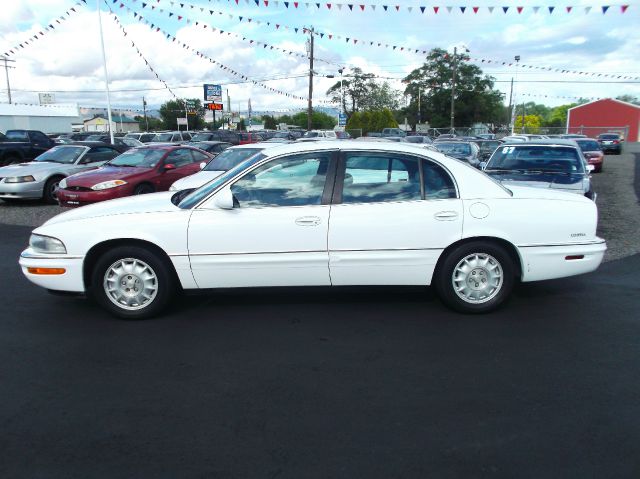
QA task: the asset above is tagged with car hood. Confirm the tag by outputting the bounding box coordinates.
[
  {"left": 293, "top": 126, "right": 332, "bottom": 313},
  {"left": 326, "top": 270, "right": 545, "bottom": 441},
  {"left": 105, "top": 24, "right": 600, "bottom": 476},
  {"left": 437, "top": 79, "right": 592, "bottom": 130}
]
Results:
[
  {"left": 65, "top": 165, "right": 153, "bottom": 186},
  {"left": 44, "top": 191, "right": 178, "bottom": 226},
  {"left": 171, "top": 170, "right": 225, "bottom": 190},
  {"left": 0, "top": 161, "right": 64, "bottom": 176}
]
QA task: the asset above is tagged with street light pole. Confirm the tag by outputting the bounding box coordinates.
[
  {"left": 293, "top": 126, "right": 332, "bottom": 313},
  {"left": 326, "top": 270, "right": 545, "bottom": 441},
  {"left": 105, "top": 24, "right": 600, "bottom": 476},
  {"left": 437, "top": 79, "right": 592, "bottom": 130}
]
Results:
[
  {"left": 450, "top": 47, "right": 457, "bottom": 132},
  {"left": 511, "top": 55, "right": 520, "bottom": 135},
  {"left": 96, "top": 0, "right": 115, "bottom": 145},
  {"left": 307, "top": 27, "right": 315, "bottom": 131},
  {"left": 338, "top": 67, "right": 344, "bottom": 114}
]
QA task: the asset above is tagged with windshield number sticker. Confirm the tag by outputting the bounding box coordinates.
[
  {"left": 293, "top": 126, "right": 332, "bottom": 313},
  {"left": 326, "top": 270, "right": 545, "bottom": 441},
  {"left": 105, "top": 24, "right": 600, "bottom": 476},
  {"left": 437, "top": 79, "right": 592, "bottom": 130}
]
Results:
[{"left": 502, "top": 146, "right": 515, "bottom": 154}]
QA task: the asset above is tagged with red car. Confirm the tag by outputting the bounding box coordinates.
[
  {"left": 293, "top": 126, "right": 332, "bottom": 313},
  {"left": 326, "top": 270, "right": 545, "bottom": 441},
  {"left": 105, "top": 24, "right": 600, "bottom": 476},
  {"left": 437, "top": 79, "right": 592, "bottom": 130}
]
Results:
[
  {"left": 575, "top": 138, "right": 604, "bottom": 173},
  {"left": 237, "top": 132, "right": 264, "bottom": 145},
  {"left": 56, "top": 145, "right": 212, "bottom": 207}
]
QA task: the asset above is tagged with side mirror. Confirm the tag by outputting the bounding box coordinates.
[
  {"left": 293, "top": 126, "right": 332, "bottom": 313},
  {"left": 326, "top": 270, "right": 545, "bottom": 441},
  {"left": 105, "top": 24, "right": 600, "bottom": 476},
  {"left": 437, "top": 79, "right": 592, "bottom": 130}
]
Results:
[
  {"left": 213, "top": 186, "right": 234, "bottom": 210},
  {"left": 587, "top": 164, "right": 595, "bottom": 172},
  {"left": 200, "top": 161, "right": 207, "bottom": 170},
  {"left": 479, "top": 162, "right": 487, "bottom": 170},
  {"left": 163, "top": 163, "right": 176, "bottom": 172}
]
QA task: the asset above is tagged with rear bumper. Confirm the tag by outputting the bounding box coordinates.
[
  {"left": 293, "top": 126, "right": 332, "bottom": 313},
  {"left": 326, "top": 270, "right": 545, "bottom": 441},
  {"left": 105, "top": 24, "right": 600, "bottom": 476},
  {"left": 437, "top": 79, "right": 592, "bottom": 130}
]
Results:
[
  {"left": 519, "top": 240, "right": 606, "bottom": 282},
  {"left": 19, "top": 248, "right": 85, "bottom": 292}
]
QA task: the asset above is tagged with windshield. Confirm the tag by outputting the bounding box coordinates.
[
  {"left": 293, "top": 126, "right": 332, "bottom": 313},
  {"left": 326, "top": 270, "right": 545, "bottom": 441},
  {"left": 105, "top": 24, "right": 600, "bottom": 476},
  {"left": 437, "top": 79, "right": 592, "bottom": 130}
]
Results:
[
  {"left": 107, "top": 148, "right": 165, "bottom": 167},
  {"left": 576, "top": 140, "right": 601, "bottom": 151},
  {"left": 192, "top": 133, "right": 215, "bottom": 141},
  {"left": 5, "top": 131, "right": 29, "bottom": 141},
  {"left": 436, "top": 142, "right": 471, "bottom": 155},
  {"left": 487, "top": 145, "right": 585, "bottom": 173},
  {"left": 152, "top": 133, "right": 173, "bottom": 142},
  {"left": 203, "top": 147, "right": 263, "bottom": 171},
  {"left": 304, "top": 132, "right": 319, "bottom": 138},
  {"left": 34, "top": 146, "right": 86, "bottom": 164},
  {"left": 85, "top": 135, "right": 104, "bottom": 141},
  {"left": 479, "top": 141, "right": 501, "bottom": 151},
  {"left": 599, "top": 134, "right": 619, "bottom": 140},
  {"left": 179, "top": 153, "right": 267, "bottom": 209}
]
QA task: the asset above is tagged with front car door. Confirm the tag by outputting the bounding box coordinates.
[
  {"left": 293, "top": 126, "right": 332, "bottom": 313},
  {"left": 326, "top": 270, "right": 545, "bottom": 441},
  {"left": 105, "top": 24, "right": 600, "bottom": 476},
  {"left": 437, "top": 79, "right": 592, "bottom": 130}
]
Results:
[
  {"left": 328, "top": 151, "right": 463, "bottom": 285},
  {"left": 188, "top": 150, "right": 336, "bottom": 288}
]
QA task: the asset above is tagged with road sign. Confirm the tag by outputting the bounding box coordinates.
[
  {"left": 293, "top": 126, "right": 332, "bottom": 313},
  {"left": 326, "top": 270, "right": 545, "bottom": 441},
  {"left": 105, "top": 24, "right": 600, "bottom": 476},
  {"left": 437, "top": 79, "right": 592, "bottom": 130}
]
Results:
[
  {"left": 177, "top": 118, "right": 188, "bottom": 126},
  {"left": 185, "top": 99, "right": 197, "bottom": 109},
  {"left": 338, "top": 113, "right": 347, "bottom": 127},
  {"left": 206, "top": 102, "right": 223, "bottom": 111},
  {"left": 203, "top": 84, "right": 222, "bottom": 102}
]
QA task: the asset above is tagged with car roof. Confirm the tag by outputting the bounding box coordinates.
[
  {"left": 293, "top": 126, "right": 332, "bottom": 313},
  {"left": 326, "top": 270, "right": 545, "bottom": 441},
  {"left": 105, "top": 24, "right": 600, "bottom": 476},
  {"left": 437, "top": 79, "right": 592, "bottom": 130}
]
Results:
[
  {"left": 188, "top": 141, "right": 228, "bottom": 145},
  {"left": 501, "top": 139, "right": 579, "bottom": 147},
  {"left": 228, "top": 142, "right": 279, "bottom": 150}
]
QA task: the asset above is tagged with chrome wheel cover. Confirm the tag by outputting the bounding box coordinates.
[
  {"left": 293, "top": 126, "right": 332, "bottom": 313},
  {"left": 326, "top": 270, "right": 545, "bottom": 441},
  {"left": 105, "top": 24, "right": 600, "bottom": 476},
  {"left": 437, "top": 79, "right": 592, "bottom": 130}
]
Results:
[
  {"left": 452, "top": 253, "right": 503, "bottom": 304},
  {"left": 103, "top": 258, "right": 158, "bottom": 311}
]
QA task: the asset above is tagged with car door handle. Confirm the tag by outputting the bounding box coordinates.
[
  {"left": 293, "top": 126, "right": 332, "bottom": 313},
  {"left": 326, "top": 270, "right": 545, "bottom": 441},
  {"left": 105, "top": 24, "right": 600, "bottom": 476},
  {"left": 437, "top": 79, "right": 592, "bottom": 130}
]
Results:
[
  {"left": 295, "top": 216, "right": 321, "bottom": 226},
  {"left": 434, "top": 211, "right": 459, "bottom": 221}
]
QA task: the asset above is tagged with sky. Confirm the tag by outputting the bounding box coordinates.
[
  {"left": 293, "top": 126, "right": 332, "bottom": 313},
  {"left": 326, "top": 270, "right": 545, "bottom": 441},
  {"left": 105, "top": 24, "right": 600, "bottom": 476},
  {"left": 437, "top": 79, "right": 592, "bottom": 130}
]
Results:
[{"left": 1, "top": 0, "right": 639, "bottom": 116}]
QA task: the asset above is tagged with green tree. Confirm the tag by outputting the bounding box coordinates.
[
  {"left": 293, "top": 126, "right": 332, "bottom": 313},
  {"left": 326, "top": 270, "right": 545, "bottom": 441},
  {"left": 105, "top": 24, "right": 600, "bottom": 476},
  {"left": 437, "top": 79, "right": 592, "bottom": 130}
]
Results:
[
  {"left": 345, "top": 109, "right": 398, "bottom": 135},
  {"left": 615, "top": 94, "right": 640, "bottom": 105},
  {"left": 134, "top": 115, "right": 163, "bottom": 131},
  {"left": 262, "top": 115, "right": 278, "bottom": 130},
  {"left": 276, "top": 110, "right": 336, "bottom": 130},
  {"left": 514, "top": 114, "right": 543, "bottom": 133},
  {"left": 402, "top": 48, "right": 504, "bottom": 128},
  {"left": 326, "top": 68, "right": 401, "bottom": 117},
  {"left": 237, "top": 119, "right": 246, "bottom": 131},
  {"left": 159, "top": 99, "right": 205, "bottom": 130}
]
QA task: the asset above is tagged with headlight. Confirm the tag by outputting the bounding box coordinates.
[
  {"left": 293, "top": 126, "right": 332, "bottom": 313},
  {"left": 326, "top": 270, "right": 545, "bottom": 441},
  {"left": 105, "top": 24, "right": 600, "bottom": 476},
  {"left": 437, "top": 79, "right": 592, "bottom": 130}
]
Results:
[
  {"left": 5, "top": 175, "right": 35, "bottom": 183},
  {"left": 91, "top": 179, "right": 127, "bottom": 191},
  {"left": 29, "top": 234, "right": 67, "bottom": 254},
  {"left": 58, "top": 178, "right": 67, "bottom": 189}
]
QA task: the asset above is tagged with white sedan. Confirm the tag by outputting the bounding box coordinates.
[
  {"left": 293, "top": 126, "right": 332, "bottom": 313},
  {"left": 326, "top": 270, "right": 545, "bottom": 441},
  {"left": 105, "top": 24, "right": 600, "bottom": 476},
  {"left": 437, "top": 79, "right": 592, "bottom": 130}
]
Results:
[{"left": 19, "top": 141, "right": 606, "bottom": 319}]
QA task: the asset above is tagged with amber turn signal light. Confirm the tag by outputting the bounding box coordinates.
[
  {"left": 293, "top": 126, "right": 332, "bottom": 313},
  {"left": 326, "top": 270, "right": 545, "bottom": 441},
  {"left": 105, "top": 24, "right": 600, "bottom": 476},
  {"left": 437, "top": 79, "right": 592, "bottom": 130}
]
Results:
[{"left": 27, "top": 267, "right": 66, "bottom": 275}]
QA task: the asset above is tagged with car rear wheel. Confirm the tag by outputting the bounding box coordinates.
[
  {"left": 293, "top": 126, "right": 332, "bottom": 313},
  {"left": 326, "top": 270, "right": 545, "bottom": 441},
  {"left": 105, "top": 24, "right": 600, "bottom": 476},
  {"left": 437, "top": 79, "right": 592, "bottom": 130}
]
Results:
[
  {"left": 134, "top": 183, "right": 154, "bottom": 195},
  {"left": 43, "top": 176, "right": 63, "bottom": 204},
  {"left": 435, "top": 241, "right": 515, "bottom": 314},
  {"left": 90, "top": 246, "right": 175, "bottom": 319}
]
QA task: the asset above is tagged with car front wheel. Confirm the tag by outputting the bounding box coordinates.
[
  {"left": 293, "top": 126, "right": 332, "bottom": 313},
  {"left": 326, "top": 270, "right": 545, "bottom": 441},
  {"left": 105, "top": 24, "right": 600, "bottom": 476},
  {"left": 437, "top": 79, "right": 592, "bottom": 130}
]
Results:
[
  {"left": 90, "top": 246, "right": 175, "bottom": 319},
  {"left": 435, "top": 241, "right": 515, "bottom": 314}
]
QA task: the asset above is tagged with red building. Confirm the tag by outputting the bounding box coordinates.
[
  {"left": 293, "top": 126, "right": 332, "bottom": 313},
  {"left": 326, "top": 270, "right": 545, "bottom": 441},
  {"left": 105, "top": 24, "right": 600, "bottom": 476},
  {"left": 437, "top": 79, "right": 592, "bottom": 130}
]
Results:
[{"left": 567, "top": 98, "right": 640, "bottom": 141}]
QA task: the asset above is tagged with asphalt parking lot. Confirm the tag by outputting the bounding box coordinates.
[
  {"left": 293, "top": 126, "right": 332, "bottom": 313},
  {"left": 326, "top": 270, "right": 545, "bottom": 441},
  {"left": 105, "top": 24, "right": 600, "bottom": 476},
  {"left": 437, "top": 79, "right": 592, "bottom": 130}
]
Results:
[{"left": 1, "top": 149, "right": 639, "bottom": 478}]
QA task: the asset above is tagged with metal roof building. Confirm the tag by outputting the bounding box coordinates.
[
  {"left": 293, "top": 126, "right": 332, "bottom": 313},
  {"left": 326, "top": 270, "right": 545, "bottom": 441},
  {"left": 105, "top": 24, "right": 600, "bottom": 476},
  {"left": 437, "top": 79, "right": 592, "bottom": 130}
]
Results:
[
  {"left": 567, "top": 98, "right": 640, "bottom": 141},
  {"left": 0, "top": 103, "right": 81, "bottom": 133}
]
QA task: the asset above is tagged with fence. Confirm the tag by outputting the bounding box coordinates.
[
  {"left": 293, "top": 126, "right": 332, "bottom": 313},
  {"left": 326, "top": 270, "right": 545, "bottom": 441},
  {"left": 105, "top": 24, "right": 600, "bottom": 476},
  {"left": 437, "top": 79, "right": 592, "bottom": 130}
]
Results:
[{"left": 418, "top": 125, "right": 631, "bottom": 140}]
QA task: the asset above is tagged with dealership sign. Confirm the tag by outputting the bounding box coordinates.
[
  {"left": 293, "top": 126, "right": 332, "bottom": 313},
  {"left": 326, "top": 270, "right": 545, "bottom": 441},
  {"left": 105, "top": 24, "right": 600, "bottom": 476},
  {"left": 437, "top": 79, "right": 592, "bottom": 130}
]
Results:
[{"left": 203, "top": 84, "right": 222, "bottom": 102}]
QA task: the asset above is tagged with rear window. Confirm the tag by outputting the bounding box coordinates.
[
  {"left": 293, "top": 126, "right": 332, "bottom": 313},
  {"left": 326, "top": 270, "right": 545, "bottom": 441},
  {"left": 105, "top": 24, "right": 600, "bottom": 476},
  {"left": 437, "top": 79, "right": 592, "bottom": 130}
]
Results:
[
  {"left": 203, "top": 148, "right": 263, "bottom": 171},
  {"left": 599, "top": 134, "right": 619, "bottom": 140},
  {"left": 487, "top": 145, "right": 584, "bottom": 173},
  {"left": 5, "top": 131, "right": 29, "bottom": 141},
  {"left": 576, "top": 140, "right": 601, "bottom": 151}
]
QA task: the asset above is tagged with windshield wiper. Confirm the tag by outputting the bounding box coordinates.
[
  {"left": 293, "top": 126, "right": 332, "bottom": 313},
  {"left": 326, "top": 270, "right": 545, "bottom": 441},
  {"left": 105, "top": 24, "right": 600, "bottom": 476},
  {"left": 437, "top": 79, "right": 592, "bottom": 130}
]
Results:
[{"left": 485, "top": 168, "right": 525, "bottom": 173}]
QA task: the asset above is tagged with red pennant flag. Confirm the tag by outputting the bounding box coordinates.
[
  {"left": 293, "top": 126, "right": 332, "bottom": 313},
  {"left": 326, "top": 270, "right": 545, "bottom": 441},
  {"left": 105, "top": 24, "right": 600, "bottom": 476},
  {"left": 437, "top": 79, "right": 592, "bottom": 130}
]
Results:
[
  {"left": 472, "top": 6, "right": 479, "bottom": 13},
  {"left": 264, "top": 0, "right": 268, "bottom": 5},
  {"left": 235, "top": 0, "right": 239, "bottom": 3},
  {"left": 327, "top": 3, "right": 331, "bottom": 8},
  {"left": 566, "top": 6, "right": 572, "bottom": 12},
  {"left": 621, "top": 4, "right": 628, "bottom": 12},
  {"left": 433, "top": 6, "right": 439, "bottom": 13},
  {"left": 395, "top": 5, "right": 400, "bottom": 11},
  {"left": 294, "top": 1, "right": 298, "bottom": 6},
  {"left": 178, "top": 15, "right": 182, "bottom": 20},
  {"left": 517, "top": 6, "right": 523, "bottom": 13},
  {"left": 360, "top": 4, "right": 365, "bottom": 10}
]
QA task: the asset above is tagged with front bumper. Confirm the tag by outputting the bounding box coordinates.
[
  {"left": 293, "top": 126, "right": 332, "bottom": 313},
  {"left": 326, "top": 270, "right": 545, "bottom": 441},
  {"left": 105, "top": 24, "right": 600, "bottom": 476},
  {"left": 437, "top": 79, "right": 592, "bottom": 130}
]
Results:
[
  {"left": 519, "top": 239, "right": 606, "bottom": 282},
  {"left": 19, "top": 248, "right": 85, "bottom": 292},
  {"left": 56, "top": 186, "right": 132, "bottom": 207},
  {"left": 0, "top": 180, "right": 45, "bottom": 200}
]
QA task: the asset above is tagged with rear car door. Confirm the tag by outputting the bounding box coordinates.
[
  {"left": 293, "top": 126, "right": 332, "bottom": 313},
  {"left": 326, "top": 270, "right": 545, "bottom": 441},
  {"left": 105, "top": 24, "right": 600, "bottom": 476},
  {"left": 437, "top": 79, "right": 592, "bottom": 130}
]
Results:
[{"left": 328, "top": 151, "right": 463, "bottom": 285}]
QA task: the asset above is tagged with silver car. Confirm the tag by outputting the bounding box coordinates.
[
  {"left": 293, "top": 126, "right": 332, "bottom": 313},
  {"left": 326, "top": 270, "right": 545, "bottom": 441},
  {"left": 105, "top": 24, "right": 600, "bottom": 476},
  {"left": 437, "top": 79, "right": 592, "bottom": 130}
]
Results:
[{"left": 0, "top": 143, "right": 122, "bottom": 204}]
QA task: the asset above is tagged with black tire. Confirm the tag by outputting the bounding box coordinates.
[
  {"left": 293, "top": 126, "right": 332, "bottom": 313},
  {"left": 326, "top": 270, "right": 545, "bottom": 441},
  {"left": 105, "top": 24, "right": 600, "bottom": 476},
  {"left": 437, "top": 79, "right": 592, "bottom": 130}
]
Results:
[
  {"left": 1, "top": 154, "right": 20, "bottom": 167},
  {"left": 43, "top": 176, "right": 63, "bottom": 204},
  {"left": 434, "top": 241, "right": 515, "bottom": 314},
  {"left": 89, "top": 246, "right": 175, "bottom": 319},
  {"left": 134, "top": 183, "right": 155, "bottom": 195}
]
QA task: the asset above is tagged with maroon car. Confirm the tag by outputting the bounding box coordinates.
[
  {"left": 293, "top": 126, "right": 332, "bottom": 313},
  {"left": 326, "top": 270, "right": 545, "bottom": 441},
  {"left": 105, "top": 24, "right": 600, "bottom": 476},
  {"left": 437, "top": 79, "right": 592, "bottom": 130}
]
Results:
[{"left": 56, "top": 145, "right": 212, "bottom": 207}]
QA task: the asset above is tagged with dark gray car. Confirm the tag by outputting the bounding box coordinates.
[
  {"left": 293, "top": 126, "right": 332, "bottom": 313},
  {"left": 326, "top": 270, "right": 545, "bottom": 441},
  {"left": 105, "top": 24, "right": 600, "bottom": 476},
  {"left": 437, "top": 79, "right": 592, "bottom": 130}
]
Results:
[
  {"left": 434, "top": 141, "right": 481, "bottom": 167},
  {"left": 482, "top": 139, "right": 596, "bottom": 201}
]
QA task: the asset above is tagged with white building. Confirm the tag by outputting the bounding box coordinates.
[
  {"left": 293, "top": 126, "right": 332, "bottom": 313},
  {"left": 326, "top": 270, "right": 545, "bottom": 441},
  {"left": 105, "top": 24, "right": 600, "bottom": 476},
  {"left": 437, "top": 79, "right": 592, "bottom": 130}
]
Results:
[{"left": 0, "top": 103, "right": 81, "bottom": 133}]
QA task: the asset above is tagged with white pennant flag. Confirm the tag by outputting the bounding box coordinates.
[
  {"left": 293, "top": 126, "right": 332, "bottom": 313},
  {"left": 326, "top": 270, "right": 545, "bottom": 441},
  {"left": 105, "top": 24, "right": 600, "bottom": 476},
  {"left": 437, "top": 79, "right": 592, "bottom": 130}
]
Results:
[
  {"left": 370, "top": 5, "right": 375, "bottom": 10},
  {"left": 407, "top": 7, "right": 413, "bottom": 12},
  {"left": 532, "top": 6, "right": 540, "bottom": 13},
  {"left": 446, "top": 6, "right": 453, "bottom": 13},
  {"left": 336, "top": 4, "right": 342, "bottom": 10},
  {"left": 584, "top": 6, "right": 592, "bottom": 13},
  {"left": 488, "top": 6, "right": 494, "bottom": 13}
]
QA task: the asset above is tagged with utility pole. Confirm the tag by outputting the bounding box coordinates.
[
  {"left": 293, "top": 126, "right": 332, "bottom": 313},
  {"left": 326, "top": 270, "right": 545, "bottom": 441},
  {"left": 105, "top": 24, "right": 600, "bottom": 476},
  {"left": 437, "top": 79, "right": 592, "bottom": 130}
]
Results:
[
  {"left": 507, "top": 77, "right": 513, "bottom": 127},
  {"left": 97, "top": 0, "right": 115, "bottom": 144},
  {"left": 1, "top": 56, "right": 15, "bottom": 104},
  {"left": 521, "top": 102, "right": 526, "bottom": 133},
  {"left": 142, "top": 97, "right": 149, "bottom": 131},
  {"left": 417, "top": 88, "right": 421, "bottom": 125},
  {"left": 511, "top": 55, "right": 520, "bottom": 135},
  {"left": 307, "top": 27, "right": 314, "bottom": 131},
  {"left": 450, "top": 46, "right": 457, "bottom": 131},
  {"left": 338, "top": 67, "right": 344, "bottom": 114}
]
